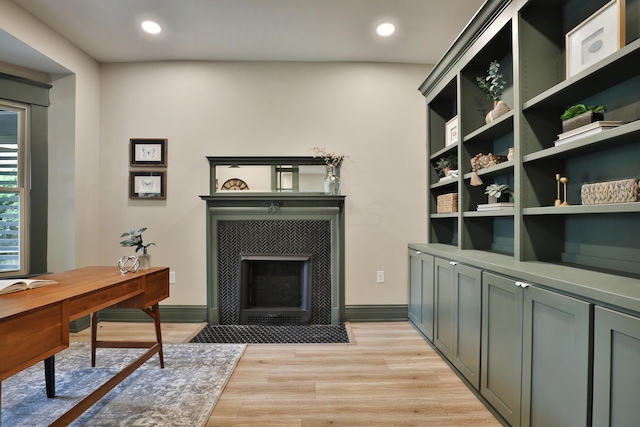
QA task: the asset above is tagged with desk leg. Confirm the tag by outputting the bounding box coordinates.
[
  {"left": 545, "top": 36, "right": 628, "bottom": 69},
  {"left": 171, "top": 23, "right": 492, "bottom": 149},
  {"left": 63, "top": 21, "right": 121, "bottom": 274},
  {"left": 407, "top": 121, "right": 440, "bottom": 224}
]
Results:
[
  {"left": 44, "top": 355, "right": 55, "bottom": 397},
  {"left": 146, "top": 303, "right": 164, "bottom": 368},
  {"left": 91, "top": 311, "right": 98, "bottom": 367}
]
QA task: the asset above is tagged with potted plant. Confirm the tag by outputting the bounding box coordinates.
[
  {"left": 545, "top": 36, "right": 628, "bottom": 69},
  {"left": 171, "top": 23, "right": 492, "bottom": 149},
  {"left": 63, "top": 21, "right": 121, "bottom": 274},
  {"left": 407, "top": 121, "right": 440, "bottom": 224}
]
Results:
[
  {"left": 561, "top": 104, "right": 607, "bottom": 132},
  {"left": 435, "top": 154, "right": 458, "bottom": 178},
  {"left": 477, "top": 60, "right": 509, "bottom": 122},
  {"left": 485, "top": 183, "right": 513, "bottom": 203}
]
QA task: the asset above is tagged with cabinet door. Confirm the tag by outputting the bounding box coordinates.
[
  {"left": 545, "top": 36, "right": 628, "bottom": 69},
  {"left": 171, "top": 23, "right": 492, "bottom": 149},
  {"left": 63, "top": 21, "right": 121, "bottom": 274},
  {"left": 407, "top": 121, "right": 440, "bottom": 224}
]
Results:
[
  {"left": 481, "top": 271, "right": 523, "bottom": 427},
  {"left": 521, "top": 285, "right": 592, "bottom": 427},
  {"left": 420, "top": 254, "right": 434, "bottom": 342},
  {"left": 452, "top": 263, "right": 482, "bottom": 390},
  {"left": 408, "top": 250, "right": 423, "bottom": 326},
  {"left": 593, "top": 307, "right": 640, "bottom": 427},
  {"left": 434, "top": 258, "right": 455, "bottom": 360}
]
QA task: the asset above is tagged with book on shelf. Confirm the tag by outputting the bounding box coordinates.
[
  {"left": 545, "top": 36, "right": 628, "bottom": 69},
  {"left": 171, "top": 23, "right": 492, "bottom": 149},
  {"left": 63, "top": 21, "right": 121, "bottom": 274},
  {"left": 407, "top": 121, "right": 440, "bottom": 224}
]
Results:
[
  {"left": 0, "top": 278, "right": 57, "bottom": 295},
  {"left": 477, "top": 202, "right": 514, "bottom": 211},
  {"left": 555, "top": 121, "right": 625, "bottom": 146}
]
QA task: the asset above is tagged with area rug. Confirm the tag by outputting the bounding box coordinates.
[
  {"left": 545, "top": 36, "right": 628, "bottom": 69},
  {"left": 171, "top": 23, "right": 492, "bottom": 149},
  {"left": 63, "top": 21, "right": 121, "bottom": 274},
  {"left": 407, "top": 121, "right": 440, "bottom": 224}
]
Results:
[
  {"left": 1, "top": 342, "right": 245, "bottom": 427},
  {"left": 190, "top": 324, "right": 350, "bottom": 344}
]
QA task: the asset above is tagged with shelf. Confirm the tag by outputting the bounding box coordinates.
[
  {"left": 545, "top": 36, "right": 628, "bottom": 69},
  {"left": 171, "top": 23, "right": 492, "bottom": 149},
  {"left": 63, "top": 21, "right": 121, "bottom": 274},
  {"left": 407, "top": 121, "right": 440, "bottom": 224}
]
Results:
[
  {"left": 464, "top": 111, "right": 514, "bottom": 142},
  {"left": 463, "top": 160, "right": 514, "bottom": 181},
  {"left": 523, "top": 38, "right": 640, "bottom": 111},
  {"left": 524, "top": 203, "right": 640, "bottom": 215},
  {"left": 464, "top": 209, "right": 515, "bottom": 217},
  {"left": 430, "top": 178, "right": 458, "bottom": 190},
  {"left": 523, "top": 120, "right": 640, "bottom": 162}
]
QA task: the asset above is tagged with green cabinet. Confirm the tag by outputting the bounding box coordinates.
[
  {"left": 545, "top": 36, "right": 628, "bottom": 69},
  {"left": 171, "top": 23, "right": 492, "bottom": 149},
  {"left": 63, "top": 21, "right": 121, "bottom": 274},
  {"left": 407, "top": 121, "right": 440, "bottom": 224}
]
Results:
[
  {"left": 481, "top": 271, "right": 523, "bottom": 426},
  {"left": 482, "top": 271, "right": 592, "bottom": 427},
  {"left": 521, "top": 283, "right": 592, "bottom": 427},
  {"left": 593, "top": 307, "right": 640, "bottom": 427},
  {"left": 407, "top": 249, "right": 434, "bottom": 341},
  {"left": 434, "top": 258, "right": 482, "bottom": 389}
]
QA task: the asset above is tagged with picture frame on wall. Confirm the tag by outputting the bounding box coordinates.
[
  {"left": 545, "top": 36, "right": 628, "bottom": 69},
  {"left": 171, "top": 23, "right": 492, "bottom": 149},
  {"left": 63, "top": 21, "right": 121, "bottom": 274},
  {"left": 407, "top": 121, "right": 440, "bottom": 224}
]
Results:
[
  {"left": 566, "top": 0, "right": 625, "bottom": 78},
  {"left": 129, "top": 171, "right": 167, "bottom": 199},
  {"left": 445, "top": 116, "right": 459, "bottom": 146},
  {"left": 130, "top": 138, "right": 168, "bottom": 167}
]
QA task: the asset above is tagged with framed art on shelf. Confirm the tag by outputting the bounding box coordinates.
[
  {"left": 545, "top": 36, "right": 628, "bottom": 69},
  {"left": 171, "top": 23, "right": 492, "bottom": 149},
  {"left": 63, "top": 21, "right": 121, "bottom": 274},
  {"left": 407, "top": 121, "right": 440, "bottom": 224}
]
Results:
[
  {"left": 130, "top": 138, "right": 168, "bottom": 167},
  {"left": 566, "top": 0, "right": 625, "bottom": 78},
  {"left": 445, "top": 116, "right": 459, "bottom": 146},
  {"left": 129, "top": 171, "right": 166, "bottom": 199}
]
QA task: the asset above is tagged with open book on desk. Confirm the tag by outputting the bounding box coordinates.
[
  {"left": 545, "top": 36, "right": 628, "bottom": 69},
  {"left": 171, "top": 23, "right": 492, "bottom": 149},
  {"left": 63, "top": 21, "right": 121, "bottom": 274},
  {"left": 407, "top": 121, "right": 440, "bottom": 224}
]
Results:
[{"left": 0, "top": 278, "right": 57, "bottom": 295}]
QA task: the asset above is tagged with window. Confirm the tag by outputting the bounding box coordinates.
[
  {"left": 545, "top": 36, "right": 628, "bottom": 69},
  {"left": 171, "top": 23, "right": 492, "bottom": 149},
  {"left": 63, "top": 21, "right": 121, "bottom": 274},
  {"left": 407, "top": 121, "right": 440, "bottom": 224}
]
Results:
[{"left": 0, "top": 101, "right": 29, "bottom": 275}]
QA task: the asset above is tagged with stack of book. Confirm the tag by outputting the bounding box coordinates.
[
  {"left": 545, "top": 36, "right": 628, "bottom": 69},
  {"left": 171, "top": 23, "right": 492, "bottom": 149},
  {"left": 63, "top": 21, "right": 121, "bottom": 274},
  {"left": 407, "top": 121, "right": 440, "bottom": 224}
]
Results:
[
  {"left": 554, "top": 121, "right": 625, "bottom": 146},
  {"left": 477, "top": 202, "right": 514, "bottom": 211}
]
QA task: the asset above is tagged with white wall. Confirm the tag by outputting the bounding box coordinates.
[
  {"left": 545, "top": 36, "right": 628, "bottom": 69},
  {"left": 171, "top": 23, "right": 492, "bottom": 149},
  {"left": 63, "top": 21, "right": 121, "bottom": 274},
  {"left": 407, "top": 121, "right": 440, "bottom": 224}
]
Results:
[
  {"left": 99, "top": 61, "right": 428, "bottom": 306},
  {"left": 1, "top": 0, "right": 429, "bottom": 307}
]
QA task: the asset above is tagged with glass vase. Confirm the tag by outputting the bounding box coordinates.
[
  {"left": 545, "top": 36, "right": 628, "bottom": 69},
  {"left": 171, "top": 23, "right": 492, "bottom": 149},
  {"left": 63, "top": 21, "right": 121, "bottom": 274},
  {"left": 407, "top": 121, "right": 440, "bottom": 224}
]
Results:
[
  {"left": 323, "top": 165, "right": 341, "bottom": 195},
  {"left": 137, "top": 248, "right": 150, "bottom": 270}
]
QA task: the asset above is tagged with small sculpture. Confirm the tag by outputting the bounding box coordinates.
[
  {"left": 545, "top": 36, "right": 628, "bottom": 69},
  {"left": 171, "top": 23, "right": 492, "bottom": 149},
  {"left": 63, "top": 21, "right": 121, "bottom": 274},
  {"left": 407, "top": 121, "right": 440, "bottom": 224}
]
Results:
[{"left": 555, "top": 174, "right": 570, "bottom": 206}]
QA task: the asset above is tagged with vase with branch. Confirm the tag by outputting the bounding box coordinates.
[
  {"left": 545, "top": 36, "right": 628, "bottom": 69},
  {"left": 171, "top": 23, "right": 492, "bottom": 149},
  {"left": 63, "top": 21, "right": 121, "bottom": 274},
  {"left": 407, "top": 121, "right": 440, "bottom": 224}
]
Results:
[
  {"left": 477, "top": 60, "right": 510, "bottom": 122},
  {"left": 120, "top": 227, "right": 155, "bottom": 270},
  {"left": 311, "top": 147, "right": 349, "bottom": 195}
]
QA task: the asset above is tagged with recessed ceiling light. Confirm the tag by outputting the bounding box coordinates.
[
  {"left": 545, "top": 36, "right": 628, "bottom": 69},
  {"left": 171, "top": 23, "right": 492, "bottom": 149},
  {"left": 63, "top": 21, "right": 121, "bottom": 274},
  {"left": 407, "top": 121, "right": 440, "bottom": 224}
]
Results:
[
  {"left": 376, "top": 23, "right": 395, "bottom": 37},
  {"left": 141, "top": 20, "right": 162, "bottom": 35}
]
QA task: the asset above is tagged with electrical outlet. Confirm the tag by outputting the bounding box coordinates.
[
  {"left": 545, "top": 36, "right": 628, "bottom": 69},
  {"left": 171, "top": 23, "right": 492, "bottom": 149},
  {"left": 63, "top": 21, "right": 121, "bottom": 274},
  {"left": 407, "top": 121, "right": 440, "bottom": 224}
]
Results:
[
  {"left": 169, "top": 271, "right": 176, "bottom": 284},
  {"left": 376, "top": 270, "right": 384, "bottom": 283}
]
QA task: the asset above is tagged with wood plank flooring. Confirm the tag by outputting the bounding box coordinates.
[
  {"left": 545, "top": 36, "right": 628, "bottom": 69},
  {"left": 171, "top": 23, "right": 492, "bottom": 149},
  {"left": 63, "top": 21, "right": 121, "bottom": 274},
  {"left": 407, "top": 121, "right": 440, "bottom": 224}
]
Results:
[{"left": 72, "top": 321, "right": 502, "bottom": 426}]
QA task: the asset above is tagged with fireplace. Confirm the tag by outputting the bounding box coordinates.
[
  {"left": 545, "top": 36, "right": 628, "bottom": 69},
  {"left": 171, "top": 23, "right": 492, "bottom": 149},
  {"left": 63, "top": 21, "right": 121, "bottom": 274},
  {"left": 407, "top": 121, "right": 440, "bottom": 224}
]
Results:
[
  {"left": 200, "top": 157, "right": 345, "bottom": 326},
  {"left": 239, "top": 254, "right": 312, "bottom": 325}
]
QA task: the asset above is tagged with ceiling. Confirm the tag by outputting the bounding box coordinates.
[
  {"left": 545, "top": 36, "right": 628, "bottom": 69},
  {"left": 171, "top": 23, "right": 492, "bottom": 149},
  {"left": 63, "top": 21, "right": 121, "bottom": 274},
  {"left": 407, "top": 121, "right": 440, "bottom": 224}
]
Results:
[{"left": 5, "top": 0, "right": 485, "bottom": 73}]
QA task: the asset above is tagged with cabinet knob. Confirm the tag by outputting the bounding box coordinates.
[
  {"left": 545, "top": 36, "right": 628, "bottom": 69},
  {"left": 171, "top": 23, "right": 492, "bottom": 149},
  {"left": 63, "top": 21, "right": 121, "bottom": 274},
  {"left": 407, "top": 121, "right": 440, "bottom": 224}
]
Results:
[
  {"left": 449, "top": 261, "right": 458, "bottom": 266},
  {"left": 516, "top": 281, "right": 531, "bottom": 288}
]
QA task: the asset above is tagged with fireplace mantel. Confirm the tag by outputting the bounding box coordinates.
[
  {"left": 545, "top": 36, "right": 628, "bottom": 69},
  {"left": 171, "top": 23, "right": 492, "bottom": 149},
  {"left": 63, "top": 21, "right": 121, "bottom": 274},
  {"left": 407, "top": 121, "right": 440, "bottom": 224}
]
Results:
[{"left": 200, "top": 193, "right": 346, "bottom": 325}]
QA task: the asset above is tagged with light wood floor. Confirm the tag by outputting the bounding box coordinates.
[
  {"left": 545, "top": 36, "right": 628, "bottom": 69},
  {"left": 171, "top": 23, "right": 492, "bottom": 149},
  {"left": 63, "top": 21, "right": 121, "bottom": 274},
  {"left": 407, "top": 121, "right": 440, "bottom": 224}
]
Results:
[{"left": 72, "top": 321, "right": 502, "bottom": 427}]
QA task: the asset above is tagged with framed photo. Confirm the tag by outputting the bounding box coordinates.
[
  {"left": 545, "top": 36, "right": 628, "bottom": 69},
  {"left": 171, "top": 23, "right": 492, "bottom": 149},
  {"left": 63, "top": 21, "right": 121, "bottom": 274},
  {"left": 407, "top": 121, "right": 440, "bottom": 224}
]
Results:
[
  {"left": 129, "top": 171, "right": 166, "bottom": 199},
  {"left": 566, "top": 0, "right": 625, "bottom": 78},
  {"left": 130, "top": 138, "right": 168, "bottom": 167},
  {"left": 445, "top": 116, "right": 459, "bottom": 146}
]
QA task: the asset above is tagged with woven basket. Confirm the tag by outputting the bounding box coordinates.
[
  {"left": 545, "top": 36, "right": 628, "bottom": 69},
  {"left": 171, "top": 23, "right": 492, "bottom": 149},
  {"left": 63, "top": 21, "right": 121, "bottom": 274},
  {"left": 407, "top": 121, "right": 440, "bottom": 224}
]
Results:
[
  {"left": 581, "top": 178, "right": 639, "bottom": 205},
  {"left": 437, "top": 193, "right": 458, "bottom": 213}
]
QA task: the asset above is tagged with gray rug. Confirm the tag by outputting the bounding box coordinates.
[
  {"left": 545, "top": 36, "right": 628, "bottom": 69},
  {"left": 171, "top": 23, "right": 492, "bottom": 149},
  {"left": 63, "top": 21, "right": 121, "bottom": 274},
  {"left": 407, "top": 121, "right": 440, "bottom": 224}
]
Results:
[{"left": 1, "top": 342, "right": 246, "bottom": 427}]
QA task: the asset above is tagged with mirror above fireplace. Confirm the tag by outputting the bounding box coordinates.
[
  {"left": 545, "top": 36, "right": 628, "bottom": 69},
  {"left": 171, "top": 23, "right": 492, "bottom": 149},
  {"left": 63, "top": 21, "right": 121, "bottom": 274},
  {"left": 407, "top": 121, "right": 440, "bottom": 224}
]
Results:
[{"left": 207, "top": 156, "right": 340, "bottom": 193}]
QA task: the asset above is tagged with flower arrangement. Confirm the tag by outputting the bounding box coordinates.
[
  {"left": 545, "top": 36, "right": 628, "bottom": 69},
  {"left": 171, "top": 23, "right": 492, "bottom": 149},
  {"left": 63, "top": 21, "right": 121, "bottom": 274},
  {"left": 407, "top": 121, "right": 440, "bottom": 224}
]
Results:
[
  {"left": 310, "top": 147, "right": 350, "bottom": 169},
  {"left": 477, "top": 60, "right": 507, "bottom": 101},
  {"left": 120, "top": 227, "right": 155, "bottom": 253}
]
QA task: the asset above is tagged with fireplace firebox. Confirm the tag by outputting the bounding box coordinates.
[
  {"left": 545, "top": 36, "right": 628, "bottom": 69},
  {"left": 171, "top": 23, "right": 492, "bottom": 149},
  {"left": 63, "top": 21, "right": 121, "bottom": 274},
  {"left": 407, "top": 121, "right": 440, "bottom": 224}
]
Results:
[{"left": 239, "top": 254, "right": 312, "bottom": 325}]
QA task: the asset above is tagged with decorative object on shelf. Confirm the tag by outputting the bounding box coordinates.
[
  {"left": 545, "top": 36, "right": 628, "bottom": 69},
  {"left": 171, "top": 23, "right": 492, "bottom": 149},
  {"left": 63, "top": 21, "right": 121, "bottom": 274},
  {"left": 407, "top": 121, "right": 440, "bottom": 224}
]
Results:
[
  {"left": 555, "top": 174, "right": 562, "bottom": 206},
  {"left": 566, "top": 0, "right": 625, "bottom": 78},
  {"left": 470, "top": 153, "right": 507, "bottom": 186},
  {"left": 221, "top": 178, "right": 249, "bottom": 190},
  {"left": 129, "top": 171, "right": 167, "bottom": 199},
  {"left": 120, "top": 227, "right": 155, "bottom": 270},
  {"left": 130, "top": 138, "right": 168, "bottom": 167},
  {"left": 445, "top": 116, "right": 459, "bottom": 146},
  {"left": 476, "top": 60, "right": 510, "bottom": 123},
  {"left": 581, "top": 178, "right": 639, "bottom": 205},
  {"left": 117, "top": 256, "right": 140, "bottom": 274},
  {"left": 558, "top": 175, "right": 570, "bottom": 206},
  {"left": 435, "top": 154, "right": 458, "bottom": 178},
  {"left": 437, "top": 193, "right": 458, "bottom": 213},
  {"left": 484, "top": 183, "right": 513, "bottom": 204},
  {"left": 311, "top": 146, "right": 350, "bottom": 195},
  {"left": 507, "top": 147, "right": 515, "bottom": 161},
  {"left": 439, "top": 169, "right": 459, "bottom": 182},
  {"left": 561, "top": 104, "right": 607, "bottom": 132}
]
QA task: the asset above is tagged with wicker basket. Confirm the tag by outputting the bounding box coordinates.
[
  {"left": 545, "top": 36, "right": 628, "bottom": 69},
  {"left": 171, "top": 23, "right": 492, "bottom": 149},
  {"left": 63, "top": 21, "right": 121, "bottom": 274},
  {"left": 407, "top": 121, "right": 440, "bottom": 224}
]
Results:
[
  {"left": 581, "top": 178, "right": 639, "bottom": 205},
  {"left": 437, "top": 193, "right": 458, "bottom": 213}
]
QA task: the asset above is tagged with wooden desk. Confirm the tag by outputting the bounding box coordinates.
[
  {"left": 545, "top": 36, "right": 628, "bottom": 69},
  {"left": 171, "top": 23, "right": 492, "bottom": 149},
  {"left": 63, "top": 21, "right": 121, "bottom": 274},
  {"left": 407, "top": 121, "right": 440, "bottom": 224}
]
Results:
[{"left": 0, "top": 266, "right": 169, "bottom": 426}]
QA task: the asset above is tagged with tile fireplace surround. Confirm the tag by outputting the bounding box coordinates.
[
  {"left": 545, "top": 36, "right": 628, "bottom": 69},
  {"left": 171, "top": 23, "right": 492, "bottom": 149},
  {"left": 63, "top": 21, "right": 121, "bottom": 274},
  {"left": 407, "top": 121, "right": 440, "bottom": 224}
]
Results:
[{"left": 200, "top": 193, "right": 346, "bottom": 325}]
